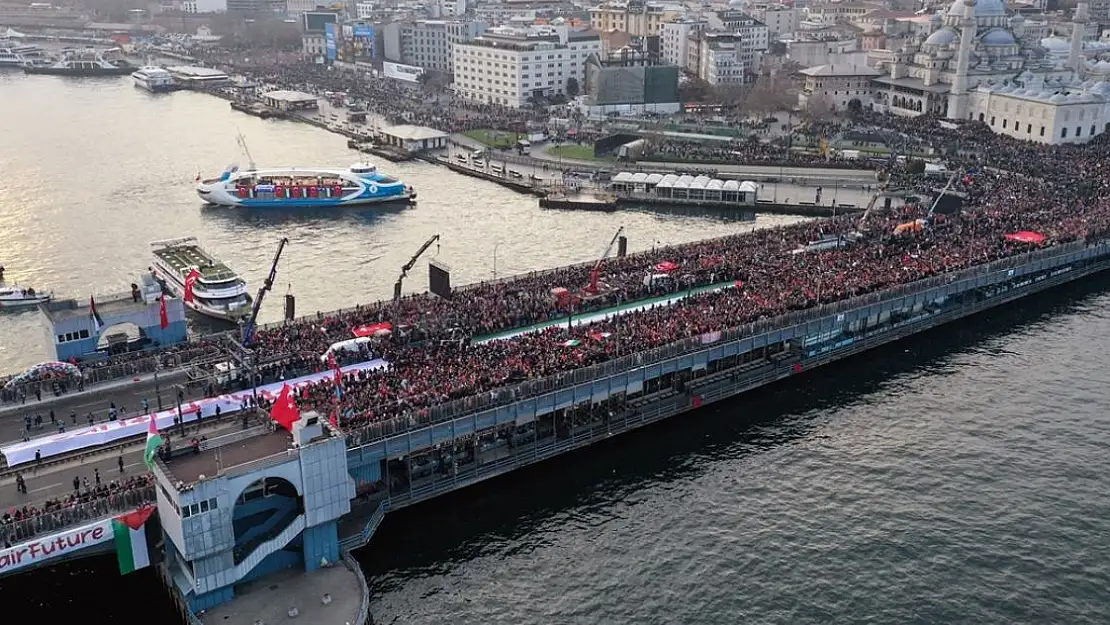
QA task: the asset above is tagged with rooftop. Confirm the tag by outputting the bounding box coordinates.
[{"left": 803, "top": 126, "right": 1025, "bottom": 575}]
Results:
[
  {"left": 153, "top": 243, "right": 239, "bottom": 282},
  {"left": 166, "top": 65, "right": 228, "bottom": 78},
  {"left": 379, "top": 124, "right": 449, "bottom": 141},
  {"left": 161, "top": 429, "right": 298, "bottom": 488},
  {"left": 800, "top": 63, "right": 881, "bottom": 77},
  {"left": 43, "top": 291, "right": 152, "bottom": 323},
  {"left": 262, "top": 90, "right": 319, "bottom": 103}
]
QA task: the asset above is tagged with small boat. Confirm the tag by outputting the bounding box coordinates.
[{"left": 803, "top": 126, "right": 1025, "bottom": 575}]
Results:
[
  {"left": 24, "top": 48, "right": 133, "bottom": 76},
  {"left": 132, "top": 66, "right": 177, "bottom": 93},
  {"left": 149, "top": 237, "right": 252, "bottom": 322},
  {"left": 0, "top": 286, "right": 52, "bottom": 308}
]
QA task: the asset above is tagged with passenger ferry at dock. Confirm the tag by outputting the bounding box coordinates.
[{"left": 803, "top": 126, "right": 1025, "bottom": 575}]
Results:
[
  {"left": 132, "top": 66, "right": 176, "bottom": 92},
  {"left": 149, "top": 237, "right": 251, "bottom": 322},
  {"left": 196, "top": 162, "right": 416, "bottom": 208}
]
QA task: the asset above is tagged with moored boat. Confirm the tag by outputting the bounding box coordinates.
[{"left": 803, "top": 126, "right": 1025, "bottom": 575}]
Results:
[
  {"left": 24, "top": 48, "right": 133, "bottom": 76},
  {"left": 132, "top": 66, "right": 177, "bottom": 92},
  {"left": 0, "top": 285, "right": 52, "bottom": 308},
  {"left": 149, "top": 237, "right": 251, "bottom": 322}
]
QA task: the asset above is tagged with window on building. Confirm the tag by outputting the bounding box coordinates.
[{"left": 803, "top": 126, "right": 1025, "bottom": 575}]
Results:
[
  {"left": 990, "top": 116, "right": 995, "bottom": 126},
  {"left": 1002, "top": 119, "right": 1007, "bottom": 129},
  {"left": 1077, "top": 126, "right": 1082, "bottom": 137},
  {"left": 1061, "top": 127, "right": 1068, "bottom": 138},
  {"left": 1040, "top": 126, "right": 1045, "bottom": 136},
  {"left": 1027, "top": 124, "right": 1032, "bottom": 133}
]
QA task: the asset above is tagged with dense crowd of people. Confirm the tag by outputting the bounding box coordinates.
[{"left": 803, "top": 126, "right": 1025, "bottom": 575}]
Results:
[
  {"left": 231, "top": 114, "right": 1110, "bottom": 440},
  {"left": 10, "top": 102, "right": 1110, "bottom": 535},
  {"left": 1, "top": 475, "right": 154, "bottom": 548}
]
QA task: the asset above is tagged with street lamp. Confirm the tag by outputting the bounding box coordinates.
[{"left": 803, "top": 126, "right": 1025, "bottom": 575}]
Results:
[{"left": 492, "top": 242, "right": 502, "bottom": 279}]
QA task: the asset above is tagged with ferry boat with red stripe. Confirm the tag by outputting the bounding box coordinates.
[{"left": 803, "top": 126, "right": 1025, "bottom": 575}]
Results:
[{"left": 196, "top": 162, "right": 416, "bottom": 208}]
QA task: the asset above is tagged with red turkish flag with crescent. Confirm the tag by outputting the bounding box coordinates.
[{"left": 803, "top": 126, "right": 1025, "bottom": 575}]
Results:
[
  {"left": 184, "top": 269, "right": 201, "bottom": 303},
  {"left": 269, "top": 384, "right": 301, "bottom": 432},
  {"left": 159, "top": 295, "right": 169, "bottom": 330}
]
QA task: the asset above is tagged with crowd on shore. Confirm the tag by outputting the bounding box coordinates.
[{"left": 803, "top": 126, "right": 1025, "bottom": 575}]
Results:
[{"left": 10, "top": 104, "right": 1110, "bottom": 537}]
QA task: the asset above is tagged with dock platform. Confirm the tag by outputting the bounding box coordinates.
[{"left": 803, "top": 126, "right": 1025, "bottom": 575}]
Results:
[{"left": 198, "top": 563, "right": 366, "bottom": 625}]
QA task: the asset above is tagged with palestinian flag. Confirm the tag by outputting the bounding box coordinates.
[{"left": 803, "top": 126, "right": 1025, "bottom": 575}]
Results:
[
  {"left": 114, "top": 506, "right": 156, "bottom": 575},
  {"left": 144, "top": 415, "right": 163, "bottom": 470},
  {"left": 561, "top": 339, "right": 581, "bottom": 347}
]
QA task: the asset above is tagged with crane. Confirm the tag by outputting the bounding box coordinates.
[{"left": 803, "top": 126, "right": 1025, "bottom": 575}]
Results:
[
  {"left": 925, "top": 169, "right": 961, "bottom": 225},
  {"left": 242, "top": 237, "right": 288, "bottom": 346},
  {"left": 394, "top": 234, "right": 440, "bottom": 301},
  {"left": 584, "top": 226, "right": 625, "bottom": 295}
]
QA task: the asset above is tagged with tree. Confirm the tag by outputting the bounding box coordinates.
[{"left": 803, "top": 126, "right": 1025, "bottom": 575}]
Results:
[
  {"left": 677, "top": 76, "right": 714, "bottom": 103},
  {"left": 745, "top": 75, "right": 794, "bottom": 117},
  {"left": 565, "top": 77, "right": 580, "bottom": 99},
  {"left": 803, "top": 92, "right": 835, "bottom": 121}
]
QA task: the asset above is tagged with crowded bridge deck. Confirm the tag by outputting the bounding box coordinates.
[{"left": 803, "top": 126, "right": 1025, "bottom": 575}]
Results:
[{"left": 6, "top": 110, "right": 1110, "bottom": 553}]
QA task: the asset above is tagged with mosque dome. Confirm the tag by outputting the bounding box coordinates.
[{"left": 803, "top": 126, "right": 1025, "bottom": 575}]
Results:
[
  {"left": 728, "top": 0, "right": 744, "bottom": 7},
  {"left": 982, "top": 29, "right": 1016, "bottom": 46},
  {"left": 925, "top": 28, "right": 959, "bottom": 47},
  {"left": 1041, "top": 37, "right": 1070, "bottom": 52},
  {"left": 1049, "top": 93, "right": 1068, "bottom": 103},
  {"left": 1089, "top": 82, "right": 1110, "bottom": 97}
]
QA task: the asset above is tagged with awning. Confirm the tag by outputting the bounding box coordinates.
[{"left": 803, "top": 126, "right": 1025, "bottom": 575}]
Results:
[
  {"left": 1004, "top": 231, "right": 1046, "bottom": 244},
  {"left": 352, "top": 321, "right": 393, "bottom": 338}
]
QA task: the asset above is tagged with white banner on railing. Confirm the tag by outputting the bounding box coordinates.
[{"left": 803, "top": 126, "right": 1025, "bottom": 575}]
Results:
[
  {"left": 0, "top": 518, "right": 112, "bottom": 575},
  {"left": 1, "top": 359, "right": 388, "bottom": 467}
]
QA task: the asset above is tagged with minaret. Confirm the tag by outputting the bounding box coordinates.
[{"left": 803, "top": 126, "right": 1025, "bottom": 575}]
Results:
[
  {"left": 948, "top": 0, "right": 978, "bottom": 120},
  {"left": 1069, "top": 2, "right": 1089, "bottom": 78}
]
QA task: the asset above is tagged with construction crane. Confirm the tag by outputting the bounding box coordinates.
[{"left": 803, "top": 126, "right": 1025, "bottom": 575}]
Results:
[
  {"left": 584, "top": 226, "right": 625, "bottom": 295},
  {"left": 859, "top": 177, "right": 893, "bottom": 227},
  {"left": 394, "top": 234, "right": 440, "bottom": 301},
  {"left": 242, "top": 237, "right": 288, "bottom": 346}
]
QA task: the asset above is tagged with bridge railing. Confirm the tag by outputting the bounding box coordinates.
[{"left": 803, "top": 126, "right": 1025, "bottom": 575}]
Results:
[
  {"left": 344, "top": 238, "right": 1095, "bottom": 447},
  {"left": 0, "top": 485, "right": 156, "bottom": 547}
]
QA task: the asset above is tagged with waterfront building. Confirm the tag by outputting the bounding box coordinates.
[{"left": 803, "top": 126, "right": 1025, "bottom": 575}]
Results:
[
  {"left": 581, "top": 50, "right": 681, "bottom": 116},
  {"left": 260, "top": 90, "right": 319, "bottom": 111},
  {"left": 453, "top": 26, "right": 601, "bottom": 107},
  {"left": 381, "top": 19, "right": 487, "bottom": 73},
  {"left": 869, "top": 0, "right": 1110, "bottom": 143},
  {"left": 152, "top": 411, "right": 353, "bottom": 611},
  {"left": 692, "top": 29, "right": 768, "bottom": 86}
]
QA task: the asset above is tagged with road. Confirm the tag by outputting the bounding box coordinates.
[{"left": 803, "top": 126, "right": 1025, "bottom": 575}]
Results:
[
  {"left": 0, "top": 373, "right": 209, "bottom": 448},
  {"left": 0, "top": 415, "right": 257, "bottom": 512}
]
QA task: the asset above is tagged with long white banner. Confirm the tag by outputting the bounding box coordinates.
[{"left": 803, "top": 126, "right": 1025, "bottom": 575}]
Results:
[
  {"left": 1, "top": 359, "right": 387, "bottom": 467},
  {"left": 0, "top": 518, "right": 112, "bottom": 576}
]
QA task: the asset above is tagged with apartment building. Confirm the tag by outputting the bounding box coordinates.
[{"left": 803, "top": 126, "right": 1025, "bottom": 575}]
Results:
[
  {"left": 745, "top": 2, "right": 797, "bottom": 37},
  {"left": 453, "top": 26, "right": 602, "bottom": 107},
  {"left": 661, "top": 18, "right": 706, "bottom": 69},
  {"left": 382, "top": 19, "right": 487, "bottom": 73},
  {"left": 589, "top": 0, "right": 684, "bottom": 37}
]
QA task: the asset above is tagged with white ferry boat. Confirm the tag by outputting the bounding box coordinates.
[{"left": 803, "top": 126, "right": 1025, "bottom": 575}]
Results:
[
  {"left": 24, "top": 48, "right": 133, "bottom": 76},
  {"left": 132, "top": 66, "right": 176, "bottom": 93},
  {"left": 197, "top": 162, "right": 416, "bottom": 208},
  {"left": 0, "top": 286, "right": 51, "bottom": 308},
  {"left": 149, "top": 237, "right": 251, "bottom": 322}
]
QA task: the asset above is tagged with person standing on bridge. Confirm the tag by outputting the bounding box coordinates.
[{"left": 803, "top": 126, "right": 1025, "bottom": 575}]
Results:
[
  {"left": 118, "top": 454, "right": 124, "bottom": 474},
  {"left": 72, "top": 475, "right": 79, "bottom": 491}
]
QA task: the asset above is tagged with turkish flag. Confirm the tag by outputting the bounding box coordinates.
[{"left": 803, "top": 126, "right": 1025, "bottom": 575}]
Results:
[
  {"left": 159, "top": 295, "right": 169, "bottom": 330},
  {"left": 269, "top": 384, "right": 301, "bottom": 431},
  {"left": 184, "top": 269, "right": 201, "bottom": 303}
]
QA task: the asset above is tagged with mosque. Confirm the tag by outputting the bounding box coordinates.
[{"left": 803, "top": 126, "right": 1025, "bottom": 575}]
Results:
[{"left": 870, "top": 0, "right": 1110, "bottom": 144}]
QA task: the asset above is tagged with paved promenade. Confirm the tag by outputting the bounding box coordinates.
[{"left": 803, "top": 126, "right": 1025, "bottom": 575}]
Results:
[
  {"left": 0, "top": 370, "right": 201, "bottom": 446},
  {"left": 199, "top": 563, "right": 366, "bottom": 625}
]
